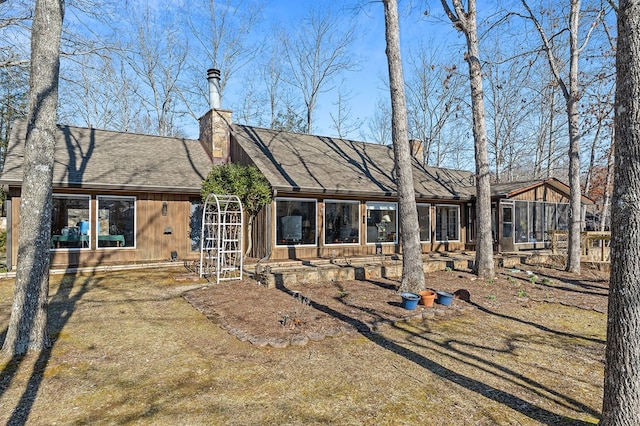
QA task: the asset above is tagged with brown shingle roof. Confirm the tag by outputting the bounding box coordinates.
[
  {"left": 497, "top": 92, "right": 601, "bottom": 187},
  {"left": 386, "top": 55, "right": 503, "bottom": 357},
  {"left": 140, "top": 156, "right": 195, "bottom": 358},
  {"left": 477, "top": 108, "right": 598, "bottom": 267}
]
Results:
[
  {"left": 1, "top": 119, "right": 476, "bottom": 201},
  {"left": 231, "top": 125, "right": 475, "bottom": 200},
  {"left": 1, "top": 120, "right": 213, "bottom": 193}
]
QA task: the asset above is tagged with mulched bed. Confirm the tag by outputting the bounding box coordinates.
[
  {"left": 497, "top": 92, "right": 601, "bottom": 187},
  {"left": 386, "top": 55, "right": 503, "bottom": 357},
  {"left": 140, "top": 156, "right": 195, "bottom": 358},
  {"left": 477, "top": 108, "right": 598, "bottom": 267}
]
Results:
[{"left": 183, "top": 262, "right": 609, "bottom": 348}]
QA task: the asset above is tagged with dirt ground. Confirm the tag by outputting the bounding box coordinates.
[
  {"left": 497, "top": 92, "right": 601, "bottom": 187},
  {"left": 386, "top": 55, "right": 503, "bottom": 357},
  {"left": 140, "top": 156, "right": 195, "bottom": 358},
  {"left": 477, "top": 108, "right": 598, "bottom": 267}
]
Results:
[
  {"left": 0, "top": 263, "right": 608, "bottom": 424},
  {"left": 184, "top": 260, "right": 609, "bottom": 346}
]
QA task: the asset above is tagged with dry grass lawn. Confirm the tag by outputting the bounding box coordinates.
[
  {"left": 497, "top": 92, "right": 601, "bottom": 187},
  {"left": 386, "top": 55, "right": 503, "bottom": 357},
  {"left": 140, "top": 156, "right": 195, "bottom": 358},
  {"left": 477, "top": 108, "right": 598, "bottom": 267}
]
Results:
[{"left": 0, "top": 266, "right": 605, "bottom": 425}]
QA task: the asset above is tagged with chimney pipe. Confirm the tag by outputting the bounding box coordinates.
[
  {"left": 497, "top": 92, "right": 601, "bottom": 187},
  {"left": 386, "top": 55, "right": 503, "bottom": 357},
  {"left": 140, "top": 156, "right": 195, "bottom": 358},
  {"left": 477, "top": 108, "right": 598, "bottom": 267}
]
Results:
[{"left": 207, "top": 68, "right": 221, "bottom": 109}]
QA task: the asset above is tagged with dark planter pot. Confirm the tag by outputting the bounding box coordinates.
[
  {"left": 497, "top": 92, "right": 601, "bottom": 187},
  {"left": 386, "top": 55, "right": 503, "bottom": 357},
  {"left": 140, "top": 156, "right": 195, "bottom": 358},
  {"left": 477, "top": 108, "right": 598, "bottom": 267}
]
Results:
[
  {"left": 400, "top": 292, "right": 420, "bottom": 310},
  {"left": 435, "top": 290, "right": 454, "bottom": 306}
]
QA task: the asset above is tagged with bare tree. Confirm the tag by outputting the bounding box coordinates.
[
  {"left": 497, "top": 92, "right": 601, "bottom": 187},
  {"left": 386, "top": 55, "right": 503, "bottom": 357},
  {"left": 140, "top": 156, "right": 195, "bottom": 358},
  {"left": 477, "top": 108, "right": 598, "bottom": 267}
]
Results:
[
  {"left": 1, "top": 0, "right": 63, "bottom": 357},
  {"left": 125, "top": 2, "right": 188, "bottom": 136},
  {"left": 382, "top": 0, "right": 425, "bottom": 294},
  {"left": 601, "top": 0, "right": 640, "bottom": 422},
  {"left": 60, "top": 54, "right": 143, "bottom": 131},
  {"left": 361, "top": 97, "right": 392, "bottom": 146},
  {"left": 0, "top": 0, "right": 32, "bottom": 69},
  {"left": 183, "top": 0, "right": 264, "bottom": 118},
  {"left": 520, "top": 0, "right": 608, "bottom": 273},
  {"left": 441, "top": 0, "right": 495, "bottom": 279},
  {"left": 405, "top": 43, "right": 465, "bottom": 166},
  {"left": 329, "top": 81, "right": 362, "bottom": 139},
  {"left": 282, "top": 6, "right": 359, "bottom": 134}
]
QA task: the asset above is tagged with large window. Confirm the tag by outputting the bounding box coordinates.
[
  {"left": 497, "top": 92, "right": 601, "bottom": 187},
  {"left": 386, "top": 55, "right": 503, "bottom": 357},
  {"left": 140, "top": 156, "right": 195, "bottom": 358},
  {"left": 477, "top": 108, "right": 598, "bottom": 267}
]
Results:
[
  {"left": 275, "top": 198, "right": 316, "bottom": 246},
  {"left": 51, "top": 195, "right": 91, "bottom": 249},
  {"left": 511, "top": 200, "right": 571, "bottom": 244},
  {"left": 97, "top": 196, "right": 135, "bottom": 248},
  {"left": 435, "top": 205, "right": 459, "bottom": 241},
  {"left": 417, "top": 204, "right": 431, "bottom": 242},
  {"left": 325, "top": 200, "right": 359, "bottom": 244},
  {"left": 366, "top": 202, "right": 397, "bottom": 243}
]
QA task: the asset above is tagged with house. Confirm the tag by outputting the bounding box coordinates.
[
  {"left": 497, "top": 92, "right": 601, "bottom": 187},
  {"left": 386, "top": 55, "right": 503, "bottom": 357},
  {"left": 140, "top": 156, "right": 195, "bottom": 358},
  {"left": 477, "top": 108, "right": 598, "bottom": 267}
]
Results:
[
  {"left": 0, "top": 69, "right": 587, "bottom": 271},
  {"left": 490, "top": 178, "right": 594, "bottom": 252}
]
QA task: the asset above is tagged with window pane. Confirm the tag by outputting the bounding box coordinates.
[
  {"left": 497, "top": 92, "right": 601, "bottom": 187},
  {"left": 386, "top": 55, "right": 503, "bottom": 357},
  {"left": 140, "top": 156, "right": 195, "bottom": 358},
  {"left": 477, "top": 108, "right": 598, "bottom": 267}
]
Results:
[
  {"left": 97, "top": 196, "right": 135, "bottom": 248},
  {"left": 557, "top": 204, "right": 569, "bottom": 230},
  {"left": 529, "top": 202, "right": 544, "bottom": 242},
  {"left": 51, "top": 196, "right": 90, "bottom": 249},
  {"left": 435, "top": 205, "right": 459, "bottom": 241},
  {"left": 276, "top": 199, "right": 316, "bottom": 245},
  {"left": 366, "top": 202, "right": 397, "bottom": 243},
  {"left": 417, "top": 204, "right": 430, "bottom": 242},
  {"left": 502, "top": 206, "right": 513, "bottom": 238},
  {"left": 514, "top": 201, "right": 529, "bottom": 243},
  {"left": 325, "top": 201, "right": 359, "bottom": 244},
  {"left": 190, "top": 199, "right": 203, "bottom": 251}
]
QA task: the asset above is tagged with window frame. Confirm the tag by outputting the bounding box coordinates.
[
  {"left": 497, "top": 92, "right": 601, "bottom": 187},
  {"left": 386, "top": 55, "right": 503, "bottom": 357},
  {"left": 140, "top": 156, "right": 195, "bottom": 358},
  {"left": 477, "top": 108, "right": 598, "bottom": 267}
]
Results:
[
  {"left": 96, "top": 195, "right": 136, "bottom": 249},
  {"left": 274, "top": 197, "right": 318, "bottom": 247},
  {"left": 417, "top": 203, "right": 431, "bottom": 243},
  {"left": 365, "top": 201, "right": 398, "bottom": 244},
  {"left": 324, "top": 199, "right": 360, "bottom": 245},
  {"left": 50, "top": 193, "right": 92, "bottom": 251},
  {"left": 435, "top": 204, "right": 460, "bottom": 242}
]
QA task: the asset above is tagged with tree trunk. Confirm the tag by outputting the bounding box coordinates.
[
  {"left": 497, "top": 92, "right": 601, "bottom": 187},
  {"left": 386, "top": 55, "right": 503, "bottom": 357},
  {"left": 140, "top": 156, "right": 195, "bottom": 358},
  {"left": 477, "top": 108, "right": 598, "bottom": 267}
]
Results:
[
  {"left": 244, "top": 214, "right": 254, "bottom": 257},
  {"left": 565, "top": 0, "right": 582, "bottom": 273},
  {"left": 0, "top": 0, "right": 63, "bottom": 358},
  {"left": 465, "top": 7, "right": 494, "bottom": 279},
  {"left": 382, "top": 0, "right": 425, "bottom": 294},
  {"left": 600, "top": 1, "right": 640, "bottom": 422},
  {"left": 600, "top": 137, "right": 614, "bottom": 232},
  {"left": 441, "top": 0, "right": 494, "bottom": 279}
]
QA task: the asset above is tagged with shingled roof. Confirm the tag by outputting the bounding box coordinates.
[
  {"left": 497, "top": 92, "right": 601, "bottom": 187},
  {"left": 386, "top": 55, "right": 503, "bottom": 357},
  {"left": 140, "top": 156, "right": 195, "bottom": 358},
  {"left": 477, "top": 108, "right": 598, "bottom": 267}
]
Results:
[
  {"left": 490, "top": 178, "right": 594, "bottom": 204},
  {"left": 231, "top": 124, "right": 475, "bottom": 200},
  {"left": 2, "top": 119, "right": 477, "bottom": 201},
  {"left": 1, "top": 120, "right": 213, "bottom": 193}
]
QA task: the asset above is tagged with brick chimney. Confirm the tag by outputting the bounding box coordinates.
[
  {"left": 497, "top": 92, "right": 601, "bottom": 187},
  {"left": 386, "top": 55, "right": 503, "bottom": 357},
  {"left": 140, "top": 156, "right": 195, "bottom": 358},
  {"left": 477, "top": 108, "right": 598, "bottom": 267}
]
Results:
[
  {"left": 409, "top": 139, "right": 423, "bottom": 163},
  {"left": 199, "top": 68, "right": 232, "bottom": 162}
]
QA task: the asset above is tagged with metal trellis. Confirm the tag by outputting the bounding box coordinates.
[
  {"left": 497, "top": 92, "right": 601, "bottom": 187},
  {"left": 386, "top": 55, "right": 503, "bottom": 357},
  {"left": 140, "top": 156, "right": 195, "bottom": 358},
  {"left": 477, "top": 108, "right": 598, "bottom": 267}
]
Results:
[{"left": 199, "top": 193, "right": 243, "bottom": 283}]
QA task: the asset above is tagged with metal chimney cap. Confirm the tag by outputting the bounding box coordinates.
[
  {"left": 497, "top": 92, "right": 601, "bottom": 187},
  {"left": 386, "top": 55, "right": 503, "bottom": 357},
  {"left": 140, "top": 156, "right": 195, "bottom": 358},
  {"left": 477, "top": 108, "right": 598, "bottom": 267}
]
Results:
[{"left": 207, "top": 68, "right": 221, "bottom": 79}]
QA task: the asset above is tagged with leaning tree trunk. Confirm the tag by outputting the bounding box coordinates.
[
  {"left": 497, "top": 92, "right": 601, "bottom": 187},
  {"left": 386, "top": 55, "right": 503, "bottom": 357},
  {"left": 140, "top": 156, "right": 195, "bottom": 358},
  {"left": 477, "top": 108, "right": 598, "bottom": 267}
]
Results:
[
  {"left": 382, "top": 0, "right": 425, "bottom": 294},
  {"left": 0, "top": 0, "right": 64, "bottom": 358},
  {"left": 600, "top": 1, "right": 640, "bottom": 423}
]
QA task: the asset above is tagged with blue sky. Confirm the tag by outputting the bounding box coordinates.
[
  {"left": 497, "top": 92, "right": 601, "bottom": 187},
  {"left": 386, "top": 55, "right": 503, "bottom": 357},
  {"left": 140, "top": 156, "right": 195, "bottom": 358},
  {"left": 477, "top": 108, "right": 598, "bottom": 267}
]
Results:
[{"left": 217, "top": 0, "right": 465, "bottom": 140}]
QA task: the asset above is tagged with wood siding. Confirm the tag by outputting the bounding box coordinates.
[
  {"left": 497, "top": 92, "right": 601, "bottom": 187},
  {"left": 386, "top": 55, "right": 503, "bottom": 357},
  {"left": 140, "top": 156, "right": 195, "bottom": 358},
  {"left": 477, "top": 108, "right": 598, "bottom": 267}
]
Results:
[
  {"left": 263, "top": 195, "right": 467, "bottom": 261},
  {"left": 509, "top": 184, "right": 570, "bottom": 203},
  {"left": 7, "top": 189, "right": 201, "bottom": 270}
]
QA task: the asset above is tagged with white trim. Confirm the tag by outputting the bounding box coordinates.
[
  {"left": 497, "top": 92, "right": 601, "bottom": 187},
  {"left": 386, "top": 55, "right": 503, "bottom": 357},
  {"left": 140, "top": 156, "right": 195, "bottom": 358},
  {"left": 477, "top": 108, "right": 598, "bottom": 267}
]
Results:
[
  {"left": 435, "top": 204, "right": 460, "bottom": 242},
  {"left": 96, "top": 195, "right": 137, "bottom": 249},
  {"left": 274, "top": 197, "right": 318, "bottom": 247},
  {"left": 50, "top": 194, "right": 92, "bottom": 251},
  {"left": 365, "top": 201, "right": 398, "bottom": 244},
  {"left": 324, "top": 199, "right": 361, "bottom": 246},
  {"left": 417, "top": 203, "right": 431, "bottom": 243}
]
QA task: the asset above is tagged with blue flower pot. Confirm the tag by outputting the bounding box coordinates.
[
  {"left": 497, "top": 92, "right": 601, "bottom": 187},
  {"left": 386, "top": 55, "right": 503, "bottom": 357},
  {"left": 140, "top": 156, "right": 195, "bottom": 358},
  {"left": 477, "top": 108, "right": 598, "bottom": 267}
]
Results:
[
  {"left": 435, "top": 290, "right": 454, "bottom": 306},
  {"left": 400, "top": 292, "right": 420, "bottom": 310}
]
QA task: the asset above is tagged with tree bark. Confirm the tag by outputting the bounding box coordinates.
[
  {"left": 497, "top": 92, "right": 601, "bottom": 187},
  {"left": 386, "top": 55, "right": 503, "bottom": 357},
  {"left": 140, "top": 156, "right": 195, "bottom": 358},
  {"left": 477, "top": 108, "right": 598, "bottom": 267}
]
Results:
[
  {"left": 0, "top": 0, "right": 64, "bottom": 358},
  {"left": 441, "top": 0, "right": 494, "bottom": 279},
  {"left": 382, "top": 0, "right": 425, "bottom": 293},
  {"left": 600, "top": 1, "right": 640, "bottom": 423},
  {"left": 565, "top": 0, "right": 583, "bottom": 273}
]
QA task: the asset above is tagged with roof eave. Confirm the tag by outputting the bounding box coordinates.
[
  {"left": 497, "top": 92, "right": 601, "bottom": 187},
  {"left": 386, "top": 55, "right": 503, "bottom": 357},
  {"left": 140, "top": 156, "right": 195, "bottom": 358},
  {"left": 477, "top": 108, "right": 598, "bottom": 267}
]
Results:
[{"left": 1, "top": 180, "right": 201, "bottom": 195}]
